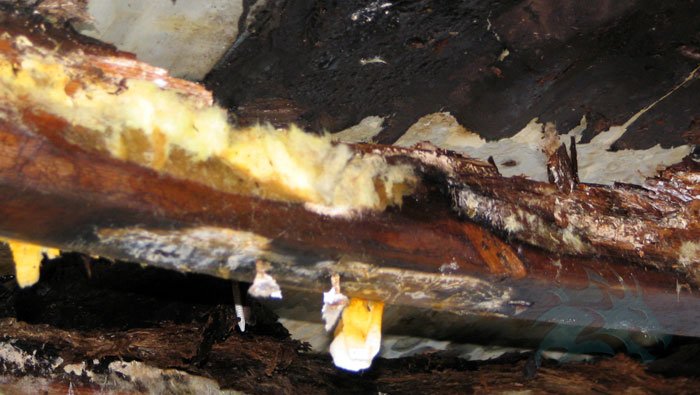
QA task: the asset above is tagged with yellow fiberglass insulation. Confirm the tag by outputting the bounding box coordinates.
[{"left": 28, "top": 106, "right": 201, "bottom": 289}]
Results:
[{"left": 0, "top": 34, "right": 416, "bottom": 211}]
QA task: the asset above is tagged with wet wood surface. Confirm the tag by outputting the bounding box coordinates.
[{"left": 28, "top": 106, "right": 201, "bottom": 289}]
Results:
[
  {"left": 3, "top": 315, "right": 699, "bottom": 395},
  {"left": 0, "top": 7, "right": 699, "bottom": 340},
  {"left": 1, "top": 255, "right": 696, "bottom": 394},
  {"left": 206, "top": 0, "right": 700, "bottom": 149}
]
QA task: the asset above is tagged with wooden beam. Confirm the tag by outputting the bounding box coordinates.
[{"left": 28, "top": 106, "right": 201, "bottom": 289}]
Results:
[{"left": 0, "top": 8, "right": 699, "bottom": 339}]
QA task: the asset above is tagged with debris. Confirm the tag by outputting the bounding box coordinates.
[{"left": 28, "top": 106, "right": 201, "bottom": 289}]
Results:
[
  {"left": 542, "top": 123, "right": 577, "bottom": 193},
  {"left": 1, "top": 6, "right": 699, "bottom": 342},
  {"left": 359, "top": 56, "right": 388, "bottom": 66},
  {"left": 322, "top": 274, "right": 349, "bottom": 331},
  {"left": 350, "top": 2, "right": 393, "bottom": 23},
  {"left": 231, "top": 281, "right": 251, "bottom": 332},
  {"left": 439, "top": 260, "right": 460, "bottom": 274},
  {"left": 34, "top": 0, "right": 92, "bottom": 25},
  {"left": 332, "top": 116, "right": 385, "bottom": 143},
  {"left": 248, "top": 261, "right": 282, "bottom": 299}
]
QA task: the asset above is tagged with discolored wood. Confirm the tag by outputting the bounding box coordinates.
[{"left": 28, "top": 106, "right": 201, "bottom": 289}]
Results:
[
  {"left": 451, "top": 157, "right": 700, "bottom": 277},
  {"left": 1, "top": 315, "right": 698, "bottom": 394},
  {"left": 0, "top": 8, "right": 699, "bottom": 340},
  {"left": 206, "top": 0, "right": 700, "bottom": 149},
  {"left": 1, "top": 255, "right": 697, "bottom": 394},
  {"left": 461, "top": 221, "right": 527, "bottom": 279},
  {"left": 0, "top": 318, "right": 203, "bottom": 367}
]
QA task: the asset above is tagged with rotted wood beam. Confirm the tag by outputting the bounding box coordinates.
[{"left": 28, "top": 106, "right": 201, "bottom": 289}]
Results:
[
  {"left": 0, "top": 8, "right": 699, "bottom": 339},
  {"left": 1, "top": 317, "right": 698, "bottom": 394}
]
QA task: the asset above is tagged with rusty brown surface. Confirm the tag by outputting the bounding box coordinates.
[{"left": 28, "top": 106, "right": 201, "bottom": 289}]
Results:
[
  {"left": 461, "top": 221, "right": 527, "bottom": 279},
  {"left": 451, "top": 157, "right": 700, "bottom": 276},
  {"left": 0, "top": 8, "right": 699, "bottom": 338}
]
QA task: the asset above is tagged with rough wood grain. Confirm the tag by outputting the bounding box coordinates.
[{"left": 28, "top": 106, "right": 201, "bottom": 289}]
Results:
[
  {"left": 0, "top": 7, "right": 699, "bottom": 339},
  {"left": 1, "top": 316, "right": 698, "bottom": 394}
]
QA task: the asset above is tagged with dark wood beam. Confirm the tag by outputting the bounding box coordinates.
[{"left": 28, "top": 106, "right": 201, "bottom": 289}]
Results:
[{"left": 0, "top": 8, "right": 699, "bottom": 340}]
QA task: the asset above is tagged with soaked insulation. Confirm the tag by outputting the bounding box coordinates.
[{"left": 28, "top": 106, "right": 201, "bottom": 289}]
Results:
[
  {"left": 0, "top": 35, "right": 416, "bottom": 211},
  {"left": 1, "top": 239, "right": 59, "bottom": 288},
  {"left": 329, "top": 298, "right": 384, "bottom": 371}
]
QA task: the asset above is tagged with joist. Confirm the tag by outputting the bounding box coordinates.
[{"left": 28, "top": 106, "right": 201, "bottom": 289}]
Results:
[{"left": 0, "top": 8, "right": 699, "bottom": 341}]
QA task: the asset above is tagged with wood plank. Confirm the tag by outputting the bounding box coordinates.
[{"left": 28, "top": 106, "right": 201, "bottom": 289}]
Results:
[{"left": 0, "top": 8, "right": 699, "bottom": 339}]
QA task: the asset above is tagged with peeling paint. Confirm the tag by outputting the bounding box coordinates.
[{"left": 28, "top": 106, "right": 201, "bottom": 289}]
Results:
[
  {"left": 63, "top": 362, "right": 93, "bottom": 379},
  {"left": 395, "top": 111, "right": 691, "bottom": 185},
  {"left": 332, "top": 116, "right": 385, "bottom": 143}
]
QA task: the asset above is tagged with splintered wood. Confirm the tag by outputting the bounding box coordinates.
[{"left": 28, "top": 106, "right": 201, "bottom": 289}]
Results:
[
  {"left": 451, "top": 140, "right": 700, "bottom": 279},
  {"left": 0, "top": 8, "right": 699, "bottom": 339}
]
